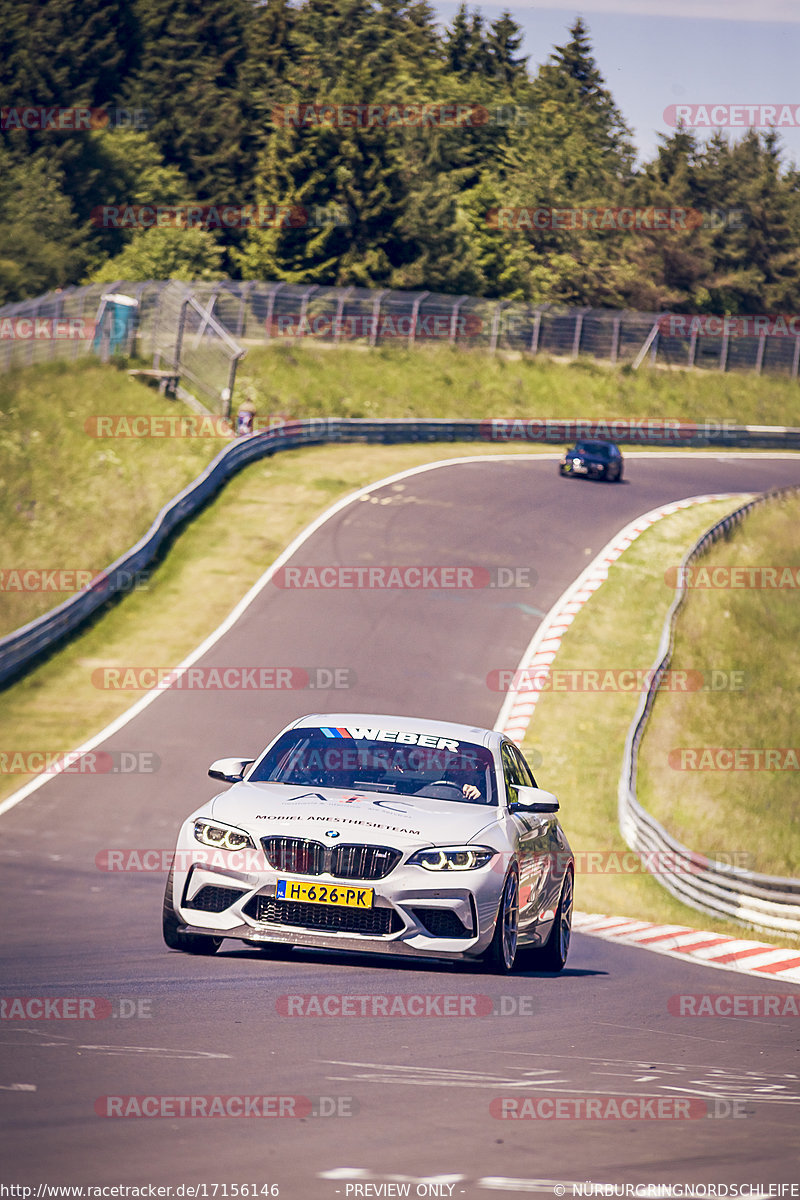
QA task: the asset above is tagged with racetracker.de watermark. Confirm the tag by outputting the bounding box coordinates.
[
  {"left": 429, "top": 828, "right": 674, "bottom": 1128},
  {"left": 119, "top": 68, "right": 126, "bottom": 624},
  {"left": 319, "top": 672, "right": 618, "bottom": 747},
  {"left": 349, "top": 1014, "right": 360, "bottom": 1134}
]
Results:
[
  {"left": 266, "top": 312, "right": 483, "bottom": 339},
  {"left": 668, "top": 748, "right": 799, "bottom": 771},
  {"left": 490, "top": 1097, "right": 748, "bottom": 1120},
  {"left": 272, "top": 565, "right": 535, "bottom": 589},
  {"left": 0, "top": 318, "right": 96, "bottom": 341},
  {"left": 0, "top": 567, "right": 148, "bottom": 593},
  {"left": 486, "top": 207, "right": 711, "bottom": 232},
  {"left": 665, "top": 565, "right": 800, "bottom": 589},
  {"left": 95, "top": 1095, "right": 356, "bottom": 1118},
  {"left": 664, "top": 103, "right": 800, "bottom": 129},
  {"left": 275, "top": 994, "right": 539, "bottom": 1017},
  {"left": 0, "top": 997, "right": 152, "bottom": 1019},
  {"left": 486, "top": 668, "right": 746, "bottom": 693},
  {"left": 0, "top": 750, "right": 159, "bottom": 776},
  {"left": 669, "top": 994, "right": 800, "bottom": 1017},
  {"left": 480, "top": 419, "right": 701, "bottom": 443},
  {"left": 272, "top": 102, "right": 490, "bottom": 128},
  {"left": 1, "top": 106, "right": 149, "bottom": 131},
  {"left": 567, "top": 850, "right": 752, "bottom": 874},
  {"left": 85, "top": 414, "right": 294, "bottom": 438},
  {"left": 91, "top": 203, "right": 351, "bottom": 230},
  {"left": 90, "top": 666, "right": 355, "bottom": 690},
  {"left": 659, "top": 314, "right": 800, "bottom": 338}
]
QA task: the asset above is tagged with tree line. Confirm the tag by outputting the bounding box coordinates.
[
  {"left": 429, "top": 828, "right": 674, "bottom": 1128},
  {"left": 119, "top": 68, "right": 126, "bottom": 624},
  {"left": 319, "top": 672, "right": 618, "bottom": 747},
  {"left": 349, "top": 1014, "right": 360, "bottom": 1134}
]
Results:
[{"left": 1, "top": 0, "right": 799, "bottom": 315}]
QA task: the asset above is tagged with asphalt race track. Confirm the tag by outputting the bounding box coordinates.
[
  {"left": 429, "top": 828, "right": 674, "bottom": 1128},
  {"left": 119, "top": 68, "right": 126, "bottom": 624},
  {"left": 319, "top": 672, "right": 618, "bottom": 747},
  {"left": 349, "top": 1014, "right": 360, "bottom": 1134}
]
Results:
[{"left": 2, "top": 453, "right": 800, "bottom": 1196}]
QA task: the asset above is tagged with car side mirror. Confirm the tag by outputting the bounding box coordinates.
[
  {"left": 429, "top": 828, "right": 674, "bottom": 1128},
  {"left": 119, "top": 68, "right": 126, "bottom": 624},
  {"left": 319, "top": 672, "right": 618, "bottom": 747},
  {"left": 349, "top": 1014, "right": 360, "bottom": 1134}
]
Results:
[
  {"left": 510, "top": 785, "right": 559, "bottom": 813},
  {"left": 208, "top": 757, "right": 253, "bottom": 783}
]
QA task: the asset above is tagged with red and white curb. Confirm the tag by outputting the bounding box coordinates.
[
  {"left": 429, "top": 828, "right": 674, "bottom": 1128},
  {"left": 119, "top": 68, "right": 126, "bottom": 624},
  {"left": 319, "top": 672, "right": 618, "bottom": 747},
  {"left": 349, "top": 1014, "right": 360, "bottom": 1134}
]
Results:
[
  {"left": 495, "top": 493, "right": 741, "bottom": 745},
  {"left": 574, "top": 912, "right": 800, "bottom": 985}
]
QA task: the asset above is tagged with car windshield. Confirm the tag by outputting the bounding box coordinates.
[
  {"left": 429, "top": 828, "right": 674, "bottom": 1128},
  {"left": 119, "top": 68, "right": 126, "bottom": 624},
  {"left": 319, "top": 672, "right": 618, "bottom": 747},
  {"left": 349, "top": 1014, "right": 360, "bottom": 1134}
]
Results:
[
  {"left": 575, "top": 441, "right": 613, "bottom": 457},
  {"left": 248, "top": 728, "right": 498, "bottom": 805}
]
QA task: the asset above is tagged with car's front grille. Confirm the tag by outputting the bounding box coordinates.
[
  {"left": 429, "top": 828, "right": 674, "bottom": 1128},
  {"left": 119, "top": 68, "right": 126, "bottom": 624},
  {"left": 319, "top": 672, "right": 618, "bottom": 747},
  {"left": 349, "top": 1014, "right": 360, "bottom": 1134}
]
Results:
[
  {"left": 185, "top": 885, "right": 246, "bottom": 913},
  {"left": 411, "top": 907, "right": 472, "bottom": 938},
  {"left": 261, "top": 837, "right": 401, "bottom": 880},
  {"left": 243, "top": 894, "right": 402, "bottom": 936},
  {"left": 261, "top": 836, "right": 324, "bottom": 875}
]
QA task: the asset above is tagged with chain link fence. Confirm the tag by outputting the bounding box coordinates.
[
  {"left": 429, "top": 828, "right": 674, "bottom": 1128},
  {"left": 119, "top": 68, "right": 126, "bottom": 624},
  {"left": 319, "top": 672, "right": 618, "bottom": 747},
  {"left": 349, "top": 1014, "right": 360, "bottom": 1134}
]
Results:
[{"left": 3, "top": 280, "right": 800, "bottom": 413}]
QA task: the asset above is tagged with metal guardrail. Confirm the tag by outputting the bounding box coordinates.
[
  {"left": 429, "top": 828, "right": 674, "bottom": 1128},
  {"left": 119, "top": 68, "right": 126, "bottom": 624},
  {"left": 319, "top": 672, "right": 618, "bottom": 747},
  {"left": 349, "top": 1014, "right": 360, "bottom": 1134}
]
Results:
[
  {"left": 618, "top": 486, "right": 800, "bottom": 936},
  {"left": 2, "top": 419, "right": 799, "bottom": 691}
]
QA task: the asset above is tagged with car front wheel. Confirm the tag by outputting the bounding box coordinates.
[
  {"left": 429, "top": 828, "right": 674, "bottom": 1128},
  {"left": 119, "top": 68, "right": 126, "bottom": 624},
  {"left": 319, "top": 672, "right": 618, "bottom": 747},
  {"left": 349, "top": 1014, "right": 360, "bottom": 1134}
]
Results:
[
  {"left": 162, "top": 866, "right": 222, "bottom": 955},
  {"left": 483, "top": 870, "right": 520, "bottom": 973}
]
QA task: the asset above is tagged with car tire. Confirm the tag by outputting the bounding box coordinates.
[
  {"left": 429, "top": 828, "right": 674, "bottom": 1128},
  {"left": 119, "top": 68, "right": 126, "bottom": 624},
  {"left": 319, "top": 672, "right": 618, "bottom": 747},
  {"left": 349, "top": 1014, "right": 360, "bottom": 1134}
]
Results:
[
  {"left": 162, "top": 867, "right": 222, "bottom": 955},
  {"left": 522, "top": 868, "right": 573, "bottom": 973},
  {"left": 483, "top": 869, "right": 520, "bottom": 974}
]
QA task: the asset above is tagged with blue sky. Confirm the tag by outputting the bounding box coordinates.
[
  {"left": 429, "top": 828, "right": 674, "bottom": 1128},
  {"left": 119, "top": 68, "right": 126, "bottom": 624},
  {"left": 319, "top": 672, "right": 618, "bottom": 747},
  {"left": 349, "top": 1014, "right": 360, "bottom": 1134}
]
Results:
[{"left": 431, "top": 1, "right": 800, "bottom": 167}]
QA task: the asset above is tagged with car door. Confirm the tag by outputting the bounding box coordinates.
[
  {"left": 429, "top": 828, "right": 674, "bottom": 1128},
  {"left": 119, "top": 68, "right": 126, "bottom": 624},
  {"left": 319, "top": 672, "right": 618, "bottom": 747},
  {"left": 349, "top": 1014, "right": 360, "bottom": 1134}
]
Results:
[
  {"left": 514, "top": 743, "right": 569, "bottom": 919},
  {"left": 500, "top": 741, "right": 552, "bottom": 938}
]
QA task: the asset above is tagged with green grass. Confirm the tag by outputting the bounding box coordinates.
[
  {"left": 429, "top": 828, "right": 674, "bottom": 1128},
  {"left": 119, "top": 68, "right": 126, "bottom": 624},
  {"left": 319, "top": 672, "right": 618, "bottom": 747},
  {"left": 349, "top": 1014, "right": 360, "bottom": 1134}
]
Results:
[
  {"left": 521, "top": 495, "right": 800, "bottom": 943},
  {"left": 0, "top": 360, "right": 227, "bottom": 634},
  {"left": 238, "top": 340, "right": 800, "bottom": 425},
  {"left": 637, "top": 492, "right": 800, "bottom": 879}
]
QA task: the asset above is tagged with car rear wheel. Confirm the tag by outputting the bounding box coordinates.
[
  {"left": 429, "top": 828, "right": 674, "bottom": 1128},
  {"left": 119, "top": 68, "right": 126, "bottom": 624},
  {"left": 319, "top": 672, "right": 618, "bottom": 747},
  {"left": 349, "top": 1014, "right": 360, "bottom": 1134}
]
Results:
[
  {"left": 483, "top": 870, "right": 519, "bottom": 973},
  {"left": 162, "top": 866, "right": 222, "bottom": 955},
  {"left": 523, "top": 869, "right": 573, "bottom": 972}
]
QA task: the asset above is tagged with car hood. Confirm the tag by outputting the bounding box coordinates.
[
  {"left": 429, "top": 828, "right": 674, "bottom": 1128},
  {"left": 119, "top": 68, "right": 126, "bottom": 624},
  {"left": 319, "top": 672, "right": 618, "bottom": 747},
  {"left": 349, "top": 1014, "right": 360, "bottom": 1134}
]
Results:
[{"left": 210, "top": 781, "right": 501, "bottom": 848}]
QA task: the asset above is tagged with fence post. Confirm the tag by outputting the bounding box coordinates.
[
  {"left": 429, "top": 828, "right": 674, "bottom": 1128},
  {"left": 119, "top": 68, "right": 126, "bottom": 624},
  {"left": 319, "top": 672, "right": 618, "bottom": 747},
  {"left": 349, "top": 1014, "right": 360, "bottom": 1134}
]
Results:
[
  {"left": 572, "top": 308, "right": 588, "bottom": 358},
  {"left": 490, "top": 301, "right": 507, "bottom": 354},
  {"left": 610, "top": 316, "right": 621, "bottom": 364},
  {"left": 449, "top": 295, "right": 468, "bottom": 346},
  {"left": 529, "top": 311, "right": 541, "bottom": 355},
  {"left": 334, "top": 286, "right": 353, "bottom": 344},
  {"left": 408, "top": 292, "right": 429, "bottom": 347},
  {"left": 298, "top": 284, "right": 318, "bottom": 336},
  {"left": 174, "top": 300, "right": 187, "bottom": 374},
  {"left": 264, "top": 281, "right": 287, "bottom": 341},
  {"left": 719, "top": 327, "right": 730, "bottom": 373},
  {"left": 754, "top": 331, "right": 766, "bottom": 375},
  {"left": 370, "top": 290, "right": 388, "bottom": 347}
]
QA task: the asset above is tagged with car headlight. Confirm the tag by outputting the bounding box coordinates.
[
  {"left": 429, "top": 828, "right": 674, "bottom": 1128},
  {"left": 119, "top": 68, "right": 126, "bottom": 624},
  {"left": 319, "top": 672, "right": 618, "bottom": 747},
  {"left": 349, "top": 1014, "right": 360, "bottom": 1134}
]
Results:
[
  {"left": 193, "top": 820, "right": 255, "bottom": 851},
  {"left": 407, "top": 846, "right": 496, "bottom": 871}
]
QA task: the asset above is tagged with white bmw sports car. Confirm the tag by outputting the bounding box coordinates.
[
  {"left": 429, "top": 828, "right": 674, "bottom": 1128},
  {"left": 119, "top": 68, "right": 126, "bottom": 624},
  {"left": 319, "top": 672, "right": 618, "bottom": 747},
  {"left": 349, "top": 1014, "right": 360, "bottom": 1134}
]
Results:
[{"left": 163, "top": 714, "right": 574, "bottom": 973}]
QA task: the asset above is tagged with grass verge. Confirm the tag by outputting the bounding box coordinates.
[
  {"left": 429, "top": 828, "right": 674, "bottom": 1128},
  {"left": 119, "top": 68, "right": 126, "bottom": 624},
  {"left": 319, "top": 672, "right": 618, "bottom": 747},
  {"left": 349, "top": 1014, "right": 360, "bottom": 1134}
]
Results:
[
  {"left": 521, "top": 495, "right": 799, "bottom": 943},
  {"left": 637, "top": 491, "right": 800, "bottom": 879},
  {"left": 238, "top": 341, "right": 800, "bottom": 425},
  {"left": 0, "top": 359, "right": 227, "bottom": 634}
]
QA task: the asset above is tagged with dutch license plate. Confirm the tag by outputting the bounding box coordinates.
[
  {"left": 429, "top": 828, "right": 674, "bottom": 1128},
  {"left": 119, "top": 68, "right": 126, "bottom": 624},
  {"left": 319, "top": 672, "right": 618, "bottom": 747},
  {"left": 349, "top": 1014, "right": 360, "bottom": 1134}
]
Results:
[{"left": 277, "top": 879, "right": 373, "bottom": 908}]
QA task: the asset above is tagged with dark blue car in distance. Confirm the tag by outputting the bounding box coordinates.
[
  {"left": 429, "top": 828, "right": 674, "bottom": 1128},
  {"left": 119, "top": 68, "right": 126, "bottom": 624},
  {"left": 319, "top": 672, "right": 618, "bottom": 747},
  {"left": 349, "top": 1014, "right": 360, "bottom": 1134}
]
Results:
[{"left": 559, "top": 440, "right": 624, "bottom": 482}]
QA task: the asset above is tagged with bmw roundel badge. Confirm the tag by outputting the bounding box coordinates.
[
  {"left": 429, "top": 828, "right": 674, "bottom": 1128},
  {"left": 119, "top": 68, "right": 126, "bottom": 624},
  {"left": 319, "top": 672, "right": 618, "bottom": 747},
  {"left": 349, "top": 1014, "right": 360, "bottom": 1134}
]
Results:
[{"left": 325, "top": 830, "right": 340, "bottom": 838}]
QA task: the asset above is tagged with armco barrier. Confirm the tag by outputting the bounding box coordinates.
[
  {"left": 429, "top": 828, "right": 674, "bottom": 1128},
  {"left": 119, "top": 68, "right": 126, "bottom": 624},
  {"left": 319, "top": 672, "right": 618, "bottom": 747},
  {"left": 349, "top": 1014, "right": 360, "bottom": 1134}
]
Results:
[
  {"left": 618, "top": 486, "right": 800, "bottom": 935},
  {"left": 1, "top": 419, "right": 799, "bottom": 689}
]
